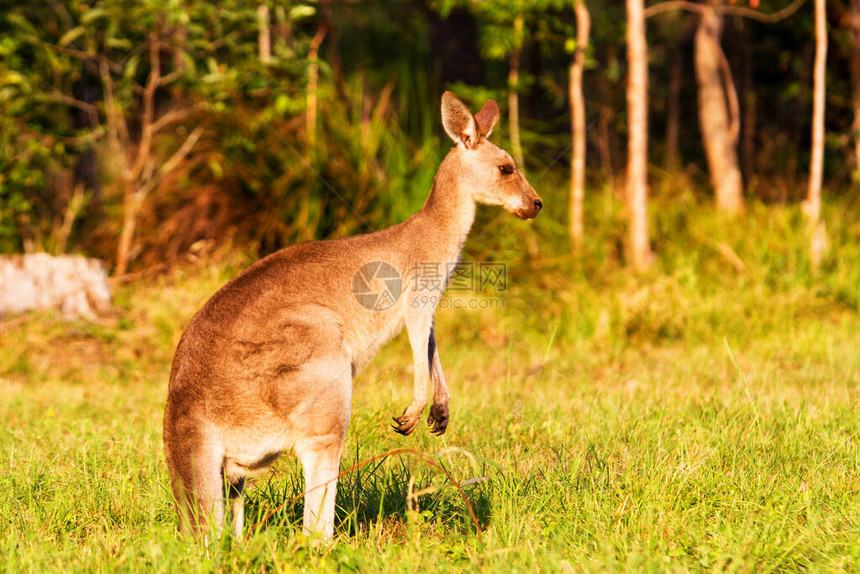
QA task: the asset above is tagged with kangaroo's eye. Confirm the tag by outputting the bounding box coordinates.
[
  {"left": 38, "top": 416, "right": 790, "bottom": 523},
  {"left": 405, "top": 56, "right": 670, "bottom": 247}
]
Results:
[{"left": 499, "top": 164, "right": 514, "bottom": 175}]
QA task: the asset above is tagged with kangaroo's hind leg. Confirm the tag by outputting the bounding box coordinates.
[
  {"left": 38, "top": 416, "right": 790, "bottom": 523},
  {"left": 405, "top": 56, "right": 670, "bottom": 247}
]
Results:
[
  {"left": 163, "top": 414, "right": 226, "bottom": 539},
  {"left": 287, "top": 355, "right": 353, "bottom": 540},
  {"left": 296, "top": 434, "right": 345, "bottom": 539}
]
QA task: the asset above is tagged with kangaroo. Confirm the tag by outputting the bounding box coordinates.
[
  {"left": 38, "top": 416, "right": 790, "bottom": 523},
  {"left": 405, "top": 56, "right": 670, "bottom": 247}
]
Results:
[{"left": 163, "top": 91, "right": 542, "bottom": 540}]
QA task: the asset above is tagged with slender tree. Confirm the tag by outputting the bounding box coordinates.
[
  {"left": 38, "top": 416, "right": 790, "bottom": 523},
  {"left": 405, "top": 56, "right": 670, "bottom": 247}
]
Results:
[
  {"left": 114, "top": 29, "right": 204, "bottom": 275},
  {"left": 569, "top": 1, "right": 591, "bottom": 253},
  {"left": 665, "top": 33, "right": 683, "bottom": 172},
  {"left": 808, "top": 0, "right": 828, "bottom": 269},
  {"left": 626, "top": 0, "right": 654, "bottom": 270},
  {"left": 694, "top": 2, "right": 744, "bottom": 212},
  {"left": 661, "top": 13, "right": 694, "bottom": 172},
  {"left": 849, "top": 0, "right": 860, "bottom": 176},
  {"left": 737, "top": 18, "right": 757, "bottom": 183},
  {"left": 509, "top": 14, "right": 526, "bottom": 172},
  {"left": 257, "top": 5, "right": 271, "bottom": 63},
  {"left": 306, "top": 23, "right": 327, "bottom": 163}
]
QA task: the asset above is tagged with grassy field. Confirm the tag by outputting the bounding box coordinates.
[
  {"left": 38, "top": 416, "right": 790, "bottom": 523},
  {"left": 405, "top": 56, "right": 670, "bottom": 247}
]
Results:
[{"left": 2, "top": 192, "right": 860, "bottom": 572}]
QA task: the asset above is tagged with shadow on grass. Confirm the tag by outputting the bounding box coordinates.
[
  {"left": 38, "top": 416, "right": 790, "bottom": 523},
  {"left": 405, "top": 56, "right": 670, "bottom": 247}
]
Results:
[{"left": 242, "top": 452, "right": 493, "bottom": 539}]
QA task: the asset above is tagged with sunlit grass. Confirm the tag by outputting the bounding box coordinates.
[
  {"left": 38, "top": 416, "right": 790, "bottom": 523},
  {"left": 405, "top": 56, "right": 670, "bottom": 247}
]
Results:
[{"left": 2, "top": 193, "right": 859, "bottom": 571}]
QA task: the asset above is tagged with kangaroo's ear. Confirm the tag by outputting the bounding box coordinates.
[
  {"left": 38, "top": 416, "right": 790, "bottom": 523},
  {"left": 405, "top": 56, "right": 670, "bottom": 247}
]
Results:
[
  {"left": 441, "top": 91, "right": 478, "bottom": 149},
  {"left": 474, "top": 99, "right": 499, "bottom": 138}
]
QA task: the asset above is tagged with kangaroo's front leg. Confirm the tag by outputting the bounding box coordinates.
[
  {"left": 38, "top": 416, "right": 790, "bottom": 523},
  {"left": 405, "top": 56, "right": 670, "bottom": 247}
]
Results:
[
  {"left": 426, "top": 327, "right": 449, "bottom": 435},
  {"left": 393, "top": 311, "right": 433, "bottom": 435}
]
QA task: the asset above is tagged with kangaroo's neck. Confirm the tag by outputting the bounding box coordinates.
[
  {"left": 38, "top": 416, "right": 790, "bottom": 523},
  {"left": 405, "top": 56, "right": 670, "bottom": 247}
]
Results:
[{"left": 415, "top": 150, "right": 476, "bottom": 260}]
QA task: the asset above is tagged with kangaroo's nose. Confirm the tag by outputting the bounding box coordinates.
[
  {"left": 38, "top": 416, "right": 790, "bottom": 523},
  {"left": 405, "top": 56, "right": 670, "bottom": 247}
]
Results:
[{"left": 533, "top": 199, "right": 543, "bottom": 212}]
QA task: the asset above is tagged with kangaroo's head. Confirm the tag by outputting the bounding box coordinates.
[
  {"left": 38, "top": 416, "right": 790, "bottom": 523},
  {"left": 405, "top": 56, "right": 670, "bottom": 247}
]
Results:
[{"left": 441, "top": 91, "right": 543, "bottom": 220}]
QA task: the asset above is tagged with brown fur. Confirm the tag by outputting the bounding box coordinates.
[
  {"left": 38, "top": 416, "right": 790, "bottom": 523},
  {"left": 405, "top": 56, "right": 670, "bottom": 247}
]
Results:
[{"left": 163, "top": 92, "right": 542, "bottom": 539}]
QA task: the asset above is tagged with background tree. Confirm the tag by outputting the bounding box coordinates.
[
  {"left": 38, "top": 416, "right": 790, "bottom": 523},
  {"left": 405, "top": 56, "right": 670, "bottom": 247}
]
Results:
[
  {"left": 808, "top": 0, "right": 828, "bottom": 269},
  {"left": 509, "top": 13, "right": 527, "bottom": 171},
  {"left": 626, "top": 0, "right": 654, "bottom": 270},
  {"left": 848, "top": 0, "right": 860, "bottom": 177},
  {"left": 568, "top": 1, "right": 590, "bottom": 253},
  {"left": 660, "top": 12, "right": 693, "bottom": 173},
  {"left": 111, "top": 25, "right": 206, "bottom": 276},
  {"left": 694, "top": 2, "right": 744, "bottom": 213}
]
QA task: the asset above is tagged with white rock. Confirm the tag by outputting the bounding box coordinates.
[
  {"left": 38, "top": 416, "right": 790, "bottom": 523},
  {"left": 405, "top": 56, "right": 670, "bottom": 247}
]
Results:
[{"left": 0, "top": 254, "right": 112, "bottom": 320}]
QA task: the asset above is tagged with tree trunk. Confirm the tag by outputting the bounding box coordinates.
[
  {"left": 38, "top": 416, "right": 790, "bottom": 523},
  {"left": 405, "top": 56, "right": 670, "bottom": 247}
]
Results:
[
  {"left": 808, "top": 0, "right": 828, "bottom": 269},
  {"left": 306, "top": 24, "right": 327, "bottom": 162},
  {"left": 626, "top": 0, "right": 654, "bottom": 270},
  {"left": 595, "top": 63, "right": 616, "bottom": 190},
  {"left": 321, "top": 0, "right": 343, "bottom": 91},
  {"left": 116, "top": 191, "right": 143, "bottom": 276},
  {"left": 738, "top": 18, "right": 757, "bottom": 184},
  {"left": 508, "top": 14, "right": 526, "bottom": 172},
  {"left": 569, "top": 2, "right": 590, "bottom": 253},
  {"left": 597, "top": 109, "right": 614, "bottom": 190},
  {"left": 257, "top": 5, "right": 271, "bottom": 63},
  {"left": 72, "top": 68, "right": 101, "bottom": 209},
  {"left": 665, "top": 36, "right": 682, "bottom": 172},
  {"left": 850, "top": 0, "right": 860, "bottom": 176},
  {"left": 694, "top": 6, "right": 744, "bottom": 212},
  {"left": 116, "top": 31, "right": 160, "bottom": 276}
]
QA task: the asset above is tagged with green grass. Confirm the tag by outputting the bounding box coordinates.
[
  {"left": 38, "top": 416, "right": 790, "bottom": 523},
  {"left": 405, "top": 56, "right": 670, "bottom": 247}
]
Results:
[{"left": 2, "top": 191, "right": 860, "bottom": 572}]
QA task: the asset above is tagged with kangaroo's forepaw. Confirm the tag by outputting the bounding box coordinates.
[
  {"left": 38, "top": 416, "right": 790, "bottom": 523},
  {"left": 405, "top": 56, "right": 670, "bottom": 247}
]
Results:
[
  {"left": 426, "top": 403, "right": 449, "bottom": 435},
  {"left": 392, "top": 408, "right": 422, "bottom": 436}
]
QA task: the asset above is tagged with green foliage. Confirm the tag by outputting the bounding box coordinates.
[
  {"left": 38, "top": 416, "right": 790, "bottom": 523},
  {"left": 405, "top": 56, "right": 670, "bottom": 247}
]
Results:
[
  {"left": 0, "top": 124, "right": 38, "bottom": 252},
  {"left": 0, "top": 0, "right": 858, "bottom": 268},
  {"left": 0, "top": 0, "right": 451, "bottom": 265}
]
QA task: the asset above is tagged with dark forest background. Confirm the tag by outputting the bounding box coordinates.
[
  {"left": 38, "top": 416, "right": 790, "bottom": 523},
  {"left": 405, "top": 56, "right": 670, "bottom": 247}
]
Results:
[{"left": 1, "top": 0, "right": 858, "bottom": 273}]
